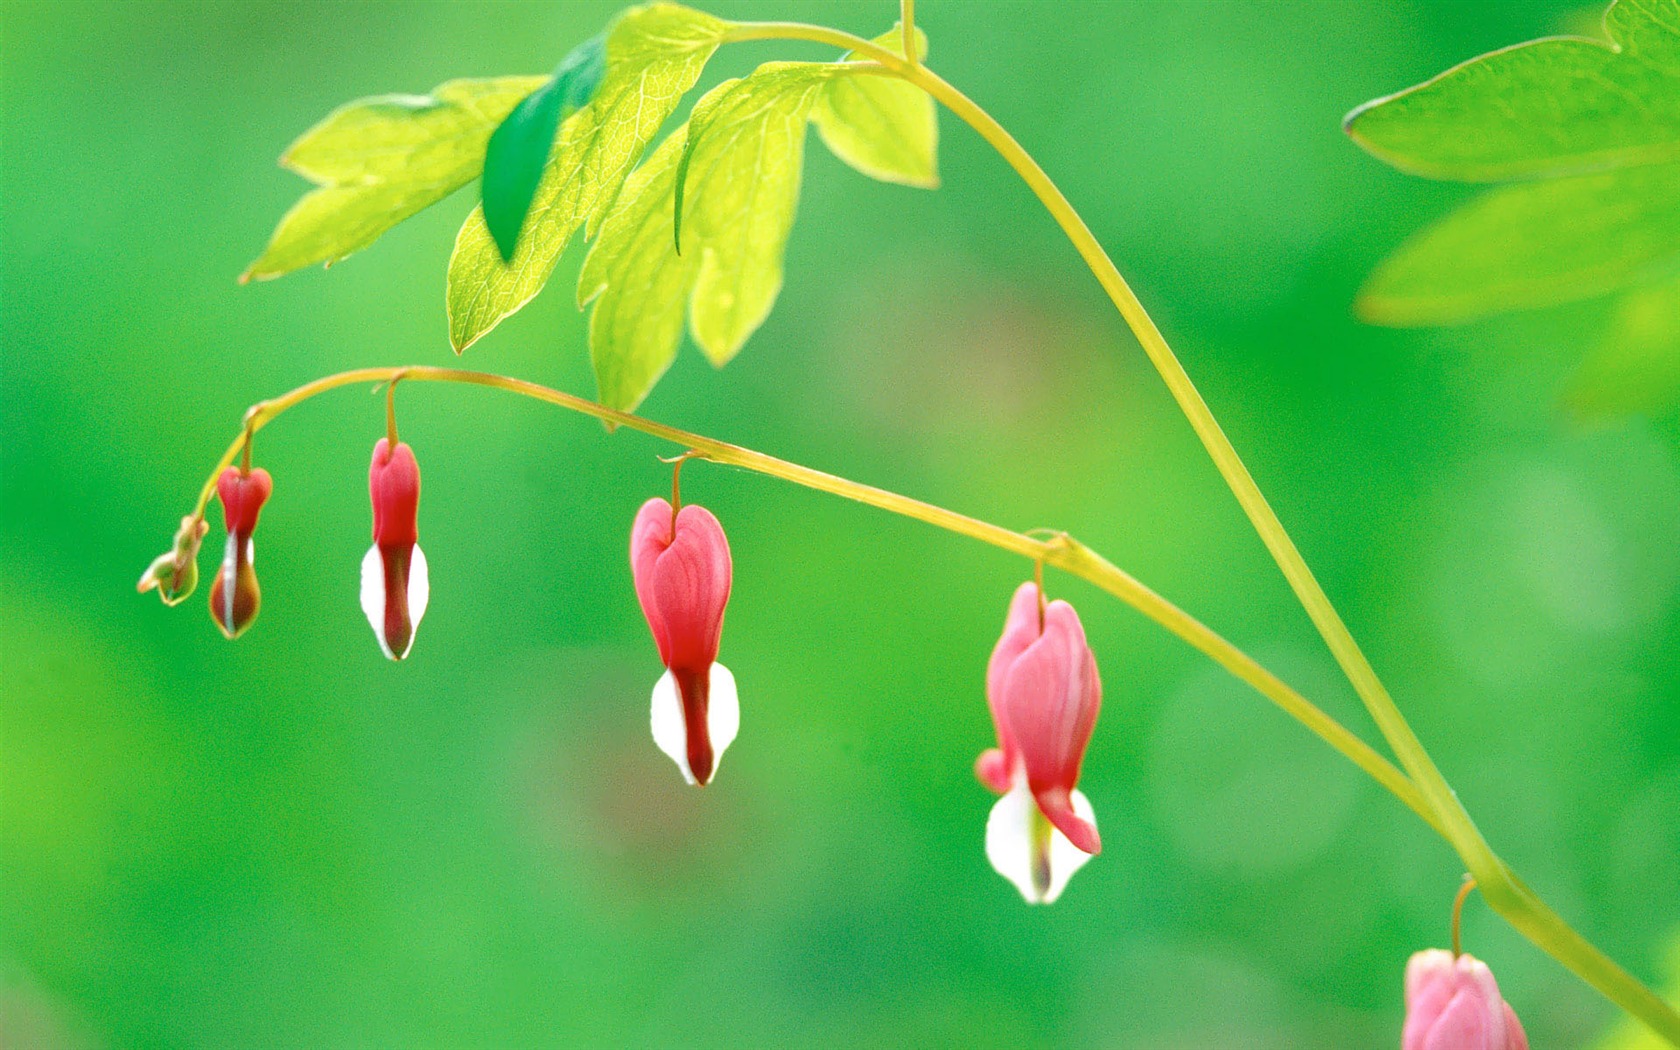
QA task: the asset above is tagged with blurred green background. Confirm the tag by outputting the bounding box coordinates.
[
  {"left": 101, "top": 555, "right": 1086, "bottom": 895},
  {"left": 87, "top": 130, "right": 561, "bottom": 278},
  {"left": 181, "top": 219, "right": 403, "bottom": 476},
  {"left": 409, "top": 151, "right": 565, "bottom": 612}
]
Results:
[{"left": 5, "top": 1, "right": 1680, "bottom": 1046}]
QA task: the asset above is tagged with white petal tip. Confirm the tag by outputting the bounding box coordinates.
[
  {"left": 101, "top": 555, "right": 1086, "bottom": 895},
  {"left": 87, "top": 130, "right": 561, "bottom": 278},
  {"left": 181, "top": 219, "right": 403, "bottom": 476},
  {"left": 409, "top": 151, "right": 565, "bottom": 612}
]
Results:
[
  {"left": 649, "top": 662, "right": 739, "bottom": 785},
  {"left": 984, "top": 782, "right": 1097, "bottom": 904},
  {"left": 360, "top": 544, "right": 429, "bottom": 661}
]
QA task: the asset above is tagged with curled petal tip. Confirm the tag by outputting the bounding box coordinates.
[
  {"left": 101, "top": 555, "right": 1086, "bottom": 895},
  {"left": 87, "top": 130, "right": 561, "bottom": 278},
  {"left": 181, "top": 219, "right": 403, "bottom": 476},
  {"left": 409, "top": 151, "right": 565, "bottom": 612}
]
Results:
[
  {"left": 1037, "top": 786, "right": 1101, "bottom": 855},
  {"left": 975, "top": 748, "right": 1013, "bottom": 794}
]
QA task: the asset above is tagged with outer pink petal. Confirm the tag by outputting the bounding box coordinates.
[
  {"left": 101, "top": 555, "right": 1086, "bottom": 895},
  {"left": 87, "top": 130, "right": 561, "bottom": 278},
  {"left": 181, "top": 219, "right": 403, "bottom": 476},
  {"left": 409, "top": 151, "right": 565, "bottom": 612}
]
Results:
[
  {"left": 1403, "top": 950, "right": 1517, "bottom": 1050},
  {"left": 369, "top": 439, "right": 420, "bottom": 547},
  {"left": 985, "top": 582, "right": 1042, "bottom": 762},
  {"left": 630, "top": 498, "right": 676, "bottom": 664},
  {"left": 216, "top": 467, "right": 272, "bottom": 535},
  {"left": 1404, "top": 949, "right": 1458, "bottom": 1050},
  {"left": 631, "top": 501, "right": 731, "bottom": 672},
  {"left": 1501, "top": 1002, "right": 1528, "bottom": 1050},
  {"left": 1001, "top": 600, "right": 1101, "bottom": 854},
  {"left": 975, "top": 747, "right": 1012, "bottom": 794}
]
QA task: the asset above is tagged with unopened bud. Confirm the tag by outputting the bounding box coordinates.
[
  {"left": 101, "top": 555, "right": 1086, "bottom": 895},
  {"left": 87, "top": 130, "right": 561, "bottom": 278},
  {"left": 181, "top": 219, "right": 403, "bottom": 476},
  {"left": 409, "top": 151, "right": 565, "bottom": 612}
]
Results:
[
  {"left": 138, "top": 515, "right": 208, "bottom": 606},
  {"left": 209, "top": 467, "right": 272, "bottom": 639}
]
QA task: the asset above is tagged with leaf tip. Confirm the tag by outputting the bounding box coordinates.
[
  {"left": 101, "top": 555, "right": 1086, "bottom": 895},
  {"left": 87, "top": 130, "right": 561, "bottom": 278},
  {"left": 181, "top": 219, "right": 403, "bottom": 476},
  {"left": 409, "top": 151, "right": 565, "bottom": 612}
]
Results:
[{"left": 1351, "top": 288, "right": 1412, "bottom": 328}]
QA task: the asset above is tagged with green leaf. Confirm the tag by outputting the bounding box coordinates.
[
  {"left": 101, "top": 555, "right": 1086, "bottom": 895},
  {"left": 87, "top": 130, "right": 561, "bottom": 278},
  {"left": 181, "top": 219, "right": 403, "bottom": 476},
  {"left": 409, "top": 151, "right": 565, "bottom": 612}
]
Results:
[
  {"left": 447, "top": 3, "right": 726, "bottom": 352},
  {"left": 1356, "top": 161, "right": 1680, "bottom": 326},
  {"left": 581, "top": 64, "right": 839, "bottom": 411},
  {"left": 810, "top": 25, "right": 938, "bottom": 189},
  {"left": 1345, "top": 0, "right": 1680, "bottom": 181},
  {"left": 1568, "top": 275, "right": 1680, "bottom": 417},
  {"left": 241, "top": 77, "right": 544, "bottom": 283},
  {"left": 578, "top": 133, "right": 695, "bottom": 414},
  {"left": 481, "top": 33, "right": 607, "bottom": 263}
]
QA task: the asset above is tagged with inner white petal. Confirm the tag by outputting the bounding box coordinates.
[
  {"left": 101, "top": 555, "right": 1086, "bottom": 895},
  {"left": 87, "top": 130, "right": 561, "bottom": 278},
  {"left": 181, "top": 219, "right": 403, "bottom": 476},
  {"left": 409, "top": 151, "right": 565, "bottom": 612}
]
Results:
[
  {"left": 708, "top": 662, "right": 740, "bottom": 776},
  {"left": 359, "top": 545, "right": 395, "bottom": 660},
  {"left": 406, "top": 543, "right": 430, "bottom": 640},
  {"left": 984, "top": 780, "right": 1098, "bottom": 905},
  {"left": 985, "top": 779, "right": 1039, "bottom": 903},
  {"left": 649, "top": 669, "right": 694, "bottom": 785}
]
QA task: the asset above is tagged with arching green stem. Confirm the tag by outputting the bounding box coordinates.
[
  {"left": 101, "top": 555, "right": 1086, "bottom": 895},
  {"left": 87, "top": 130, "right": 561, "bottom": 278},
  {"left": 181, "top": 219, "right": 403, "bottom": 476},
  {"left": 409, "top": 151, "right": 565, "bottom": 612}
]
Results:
[
  {"left": 183, "top": 365, "right": 1437, "bottom": 837},
  {"left": 726, "top": 16, "right": 1677, "bottom": 1042}
]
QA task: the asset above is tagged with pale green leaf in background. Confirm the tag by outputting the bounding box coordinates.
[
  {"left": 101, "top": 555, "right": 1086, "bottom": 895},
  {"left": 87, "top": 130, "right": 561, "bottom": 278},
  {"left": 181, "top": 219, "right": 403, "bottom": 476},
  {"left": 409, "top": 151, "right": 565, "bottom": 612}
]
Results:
[
  {"left": 582, "top": 25, "right": 944, "bottom": 414},
  {"left": 581, "top": 64, "right": 836, "bottom": 411},
  {"left": 683, "top": 65, "right": 837, "bottom": 364},
  {"left": 1569, "top": 275, "right": 1680, "bottom": 418},
  {"left": 1345, "top": 0, "right": 1680, "bottom": 182},
  {"left": 446, "top": 3, "right": 726, "bottom": 352},
  {"left": 575, "top": 133, "right": 695, "bottom": 414},
  {"left": 1357, "top": 162, "right": 1680, "bottom": 326},
  {"left": 810, "top": 25, "right": 938, "bottom": 189},
  {"left": 241, "top": 77, "right": 543, "bottom": 282}
]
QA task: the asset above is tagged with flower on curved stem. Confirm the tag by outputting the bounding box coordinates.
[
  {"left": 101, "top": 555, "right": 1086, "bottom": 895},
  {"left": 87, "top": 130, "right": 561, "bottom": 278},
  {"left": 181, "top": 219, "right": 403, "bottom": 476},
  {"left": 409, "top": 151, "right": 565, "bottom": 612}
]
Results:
[
  {"left": 977, "top": 580, "right": 1102, "bottom": 903},
  {"left": 360, "top": 437, "right": 429, "bottom": 660},
  {"left": 630, "top": 497, "right": 737, "bottom": 786},
  {"left": 1404, "top": 949, "right": 1528, "bottom": 1050},
  {"left": 209, "top": 466, "right": 273, "bottom": 639}
]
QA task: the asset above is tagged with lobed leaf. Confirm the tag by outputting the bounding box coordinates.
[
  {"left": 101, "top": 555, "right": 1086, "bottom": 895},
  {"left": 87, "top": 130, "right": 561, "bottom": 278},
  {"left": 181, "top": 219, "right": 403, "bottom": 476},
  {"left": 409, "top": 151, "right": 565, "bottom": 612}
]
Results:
[
  {"left": 447, "top": 3, "right": 727, "bottom": 352},
  {"left": 576, "top": 133, "right": 696, "bottom": 414},
  {"left": 581, "top": 64, "right": 838, "bottom": 412},
  {"left": 1345, "top": 0, "right": 1680, "bottom": 181},
  {"left": 481, "top": 33, "right": 608, "bottom": 263},
  {"left": 241, "top": 77, "right": 544, "bottom": 282},
  {"left": 1356, "top": 161, "right": 1680, "bottom": 327},
  {"left": 581, "top": 28, "right": 943, "bottom": 414},
  {"left": 810, "top": 25, "right": 938, "bottom": 189}
]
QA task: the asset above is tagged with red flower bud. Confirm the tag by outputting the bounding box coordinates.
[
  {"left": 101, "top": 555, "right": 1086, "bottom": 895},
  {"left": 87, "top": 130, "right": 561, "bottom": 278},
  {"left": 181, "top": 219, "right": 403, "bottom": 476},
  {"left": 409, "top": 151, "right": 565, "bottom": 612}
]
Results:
[
  {"left": 630, "top": 497, "right": 736, "bottom": 786},
  {"left": 360, "top": 438, "right": 429, "bottom": 660},
  {"left": 1404, "top": 949, "right": 1528, "bottom": 1050},
  {"left": 979, "top": 581, "right": 1103, "bottom": 903},
  {"left": 209, "top": 467, "right": 272, "bottom": 639}
]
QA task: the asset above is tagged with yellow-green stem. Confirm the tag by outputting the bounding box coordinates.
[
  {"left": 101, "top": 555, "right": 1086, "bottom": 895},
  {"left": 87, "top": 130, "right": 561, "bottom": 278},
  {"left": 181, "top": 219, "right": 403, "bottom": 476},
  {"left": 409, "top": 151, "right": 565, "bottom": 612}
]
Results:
[
  {"left": 185, "top": 365, "right": 1437, "bottom": 837},
  {"left": 726, "top": 17, "right": 1678, "bottom": 1041}
]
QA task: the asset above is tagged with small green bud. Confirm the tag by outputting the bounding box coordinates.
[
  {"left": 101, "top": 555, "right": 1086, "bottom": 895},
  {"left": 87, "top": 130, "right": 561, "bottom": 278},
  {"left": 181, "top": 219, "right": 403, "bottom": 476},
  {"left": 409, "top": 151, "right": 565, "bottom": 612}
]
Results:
[{"left": 138, "top": 516, "right": 208, "bottom": 606}]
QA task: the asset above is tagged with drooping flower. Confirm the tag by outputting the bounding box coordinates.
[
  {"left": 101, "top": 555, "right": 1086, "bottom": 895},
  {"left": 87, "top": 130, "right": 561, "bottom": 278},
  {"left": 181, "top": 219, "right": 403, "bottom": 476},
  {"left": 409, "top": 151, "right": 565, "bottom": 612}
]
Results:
[
  {"left": 630, "top": 497, "right": 736, "bottom": 786},
  {"left": 209, "top": 466, "right": 273, "bottom": 639},
  {"left": 977, "top": 581, "right": 1102, "bottom": 904},
  {"left": 1403, "top": 949, "right": 1529, "bottom": 1050},
  {"left": 138, "top": 514, "right": 209, "bottom": 606},
  {"left": 360, "top": 437, "right": 430, "bottom": 660}
]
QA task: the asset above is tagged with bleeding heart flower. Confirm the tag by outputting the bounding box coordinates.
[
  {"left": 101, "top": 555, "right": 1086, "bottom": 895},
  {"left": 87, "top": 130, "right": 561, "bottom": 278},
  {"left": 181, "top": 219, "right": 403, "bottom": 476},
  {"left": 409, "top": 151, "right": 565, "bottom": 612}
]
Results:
[
  {"left": 630, "top": 497, "right": 736, "bottom": 786},
  {"left": 209, "top": 466, "right": 273, "bottom": 639},
  {"left": 977, "top": 580, "right": 1102, "bottom": 903},
  {"left": 1404, "top": 949, "right": 1529, "bottom": 1050},
  {"left": 360, "top": 437, "right": 430, "bottom": 660}
]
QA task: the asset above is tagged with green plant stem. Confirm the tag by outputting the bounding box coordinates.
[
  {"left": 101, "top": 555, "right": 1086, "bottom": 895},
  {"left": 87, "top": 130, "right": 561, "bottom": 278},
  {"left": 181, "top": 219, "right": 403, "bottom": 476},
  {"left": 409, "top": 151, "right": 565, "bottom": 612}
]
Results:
[
  {"left": 726, "top": 16, "right": 1679, "bottom": 1041},
  {"left": 184, "top": 364, "right": 1438, "bottom": 836}
]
